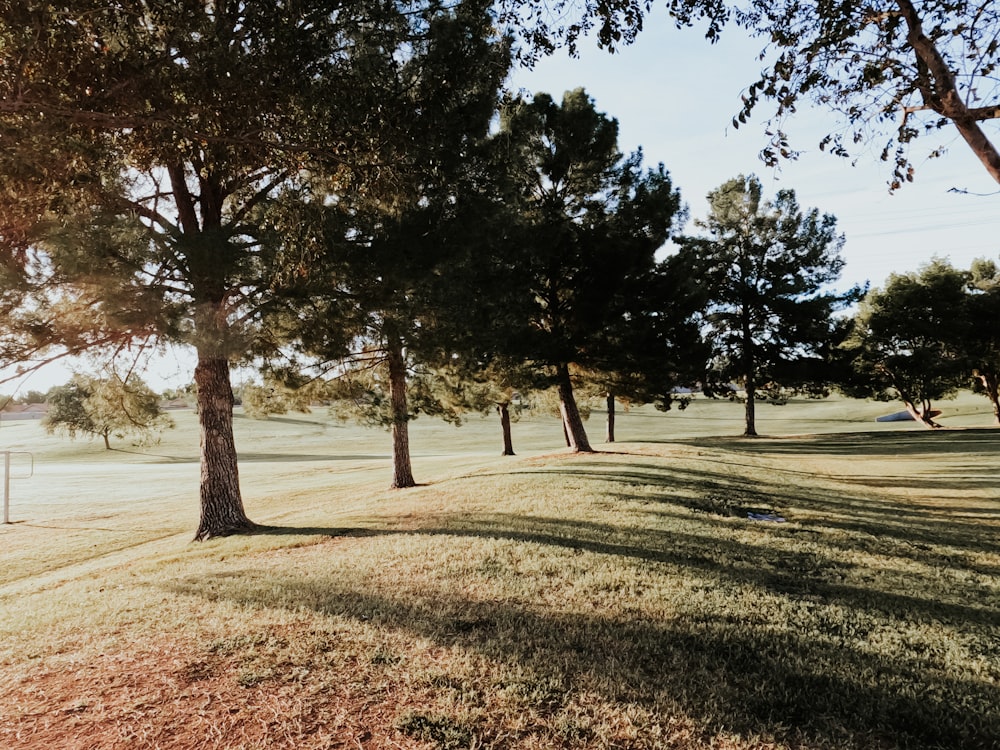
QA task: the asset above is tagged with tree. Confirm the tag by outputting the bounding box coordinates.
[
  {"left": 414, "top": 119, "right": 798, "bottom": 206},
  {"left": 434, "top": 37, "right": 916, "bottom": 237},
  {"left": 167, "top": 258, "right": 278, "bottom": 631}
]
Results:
[
  {"left": 43, "top": 373, "right": 172, "bottom": 450},
  {"left": 240, "top": 378, "right": 324, "bottom": 420},
  {"left": 730, "top": 1, "right": 1000, "bottom": 189},
  {"left": 0, "top": 0, "right": 504, "bottom": 537},
  {"left": 675, "top": 175, "right": 851, "bottom": 437},
  {"left": 491, "top": 88, "right": 686, "bottom": 452},
  {"left": 505, "top": 2, "right": 1000, "bottom": 187},
  {"left": 841, "top": 259, "right": 970, "bottom": 427},
  {"left": 581, "top": 251, "right": 708, "bottom": 443},
  {"left": 434, "top": 357, "right": 541, "bottom": 456},
  {"left": 268, "top": 0, "right": 510, "bottom": 488},
  {"left": 961, "top": 258, "right": 1000, "bottom": 423}
]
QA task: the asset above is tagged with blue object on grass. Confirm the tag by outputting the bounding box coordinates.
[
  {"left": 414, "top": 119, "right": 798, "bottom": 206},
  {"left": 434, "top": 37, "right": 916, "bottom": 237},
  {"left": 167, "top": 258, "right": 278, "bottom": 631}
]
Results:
[{"left": 747, "top": 512, "right": 786, "bottom": 522}]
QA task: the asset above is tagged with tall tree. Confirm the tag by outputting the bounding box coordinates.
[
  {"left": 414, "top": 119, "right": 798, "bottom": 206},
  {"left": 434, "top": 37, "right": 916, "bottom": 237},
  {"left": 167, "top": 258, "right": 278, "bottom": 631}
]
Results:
[
  {"left": 0, "top": 1, "right": 500, "bottom": 537},
  {"left": 491, "top": 88, "right": 686, "bottom": 452},
  {"left": 840, "top": 259, "right": 970, "bottom": 427},
  {"left": 269, "top": 0, "right": 510, "bottom": 488},
  {"left": 676, "top": 175, "right": 850, "bottom": 437},
  {"left": 966, "top": 258, "right": 1000, "bottom": 423}
]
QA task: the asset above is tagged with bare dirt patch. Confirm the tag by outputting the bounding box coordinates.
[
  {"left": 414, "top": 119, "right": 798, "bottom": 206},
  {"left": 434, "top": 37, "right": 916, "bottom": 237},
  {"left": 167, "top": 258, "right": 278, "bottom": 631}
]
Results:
[{"left": 0, "top": 635, "right": 428, "bottom": 750}]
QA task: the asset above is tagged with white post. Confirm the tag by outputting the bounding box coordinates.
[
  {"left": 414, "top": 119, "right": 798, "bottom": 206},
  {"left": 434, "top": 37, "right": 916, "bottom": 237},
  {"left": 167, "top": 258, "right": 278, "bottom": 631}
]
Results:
[{"left": 3, "top": 451, "right": 9, "bottom": 524}]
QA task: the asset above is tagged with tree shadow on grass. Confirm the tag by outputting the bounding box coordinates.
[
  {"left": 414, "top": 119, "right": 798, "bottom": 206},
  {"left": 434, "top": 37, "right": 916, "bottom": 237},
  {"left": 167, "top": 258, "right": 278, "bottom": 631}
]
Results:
[
  {"left": 236, "top": 452, "right": 388, "bottom": 463},
  {"left": 233, "top": 414, "right": 333, "bottom": 428},
  {"left": 168, "top": 517, "right": 1000, "bottom": 749},
  {"left": 681, "top": 428, "right": 1000, "bottom": 457},
  {"left": 248, "top": 525, "right": 389, "bottom": 538},
  {"left": 176, "top": 447, "right": 1000, "bottom": 747}
]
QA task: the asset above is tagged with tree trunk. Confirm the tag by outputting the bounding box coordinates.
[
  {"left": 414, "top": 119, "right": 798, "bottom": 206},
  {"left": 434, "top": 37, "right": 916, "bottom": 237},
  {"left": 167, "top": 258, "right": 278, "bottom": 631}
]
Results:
[
  {"left": 556, "top": 362, "right": 593, "bottom": 452},
  {"left": 102, "top": 431, "right": 111, "bottom": 450},
  {"left": 899, "top": 396, "right": 940, "bottom": 428},
  {"left": 741, "top": 299, "right": 758, "bottom": 437},
  {"left": 977, "top": 371, "right": 1000, "bottom": 425},
  {"left": 498, "top": 402, "right": 515, "bottom": 456},
  {"left": 193, "top": 355, "right": 255, "bottom": 540},
  {"left": 743, "top": 378, "right": 758, "bottom": 437},
  {"left": 386, "top": 332, "right": 415, "bottom": 488},
  {"left": 605, "top": 392, "right": 615, "bottom": 443}
]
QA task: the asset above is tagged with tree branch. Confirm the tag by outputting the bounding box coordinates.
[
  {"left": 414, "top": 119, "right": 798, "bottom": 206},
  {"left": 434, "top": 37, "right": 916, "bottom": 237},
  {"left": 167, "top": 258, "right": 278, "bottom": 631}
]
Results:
[{"left": 896, "top": 0, "right": 1000, "bottom": 183}]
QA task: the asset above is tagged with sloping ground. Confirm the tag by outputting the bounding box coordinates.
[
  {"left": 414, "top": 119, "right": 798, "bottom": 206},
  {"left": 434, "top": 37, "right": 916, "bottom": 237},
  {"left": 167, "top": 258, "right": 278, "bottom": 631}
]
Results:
[{"left": 0, "top": 407, "right": 998, "bottom": 749}]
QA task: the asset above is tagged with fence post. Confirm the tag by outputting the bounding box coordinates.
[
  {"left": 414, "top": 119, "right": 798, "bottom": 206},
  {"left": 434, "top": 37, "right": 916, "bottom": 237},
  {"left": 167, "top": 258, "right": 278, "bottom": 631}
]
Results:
[{"left": 3, "top": 451, "right": 9, "bottom": 524}]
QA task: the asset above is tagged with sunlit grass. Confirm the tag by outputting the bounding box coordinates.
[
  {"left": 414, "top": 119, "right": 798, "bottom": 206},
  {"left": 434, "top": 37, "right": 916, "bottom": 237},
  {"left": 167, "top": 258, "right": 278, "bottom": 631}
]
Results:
[{"left": 0, "top": 396, "right": 997, "bottom": 748}]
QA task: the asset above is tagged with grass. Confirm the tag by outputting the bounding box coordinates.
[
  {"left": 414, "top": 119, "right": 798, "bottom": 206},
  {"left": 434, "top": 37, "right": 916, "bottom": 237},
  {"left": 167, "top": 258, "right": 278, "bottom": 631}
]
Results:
[{"left": 0, "top": 394, "right": 997, "bottom": 749}]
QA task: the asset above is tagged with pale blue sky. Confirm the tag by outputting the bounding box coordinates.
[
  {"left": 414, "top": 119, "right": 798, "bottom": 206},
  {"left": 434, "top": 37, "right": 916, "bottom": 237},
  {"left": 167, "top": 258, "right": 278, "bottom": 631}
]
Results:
[{"left": 509, "top": 12, "right": 1000, "bottom": 289}]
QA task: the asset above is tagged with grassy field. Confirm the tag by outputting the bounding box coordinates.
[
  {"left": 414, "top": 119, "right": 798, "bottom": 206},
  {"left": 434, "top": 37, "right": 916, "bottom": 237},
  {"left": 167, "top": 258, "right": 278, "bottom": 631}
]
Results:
[{"left": 0, "top": 394, "right": 998, "bottom": 749}]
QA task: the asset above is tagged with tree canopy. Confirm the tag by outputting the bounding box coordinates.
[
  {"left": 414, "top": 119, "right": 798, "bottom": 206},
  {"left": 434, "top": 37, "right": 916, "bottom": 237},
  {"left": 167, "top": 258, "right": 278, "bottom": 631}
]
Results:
[
  {"left": 487, "top": 88, "right": 687, "bottom": 452},
  {"left": 840, "top": 258, "right": 970, "bottom": 427},
  {"left": 675, "top": 175, "right": 850, "bottom": 437},
  {"left": 264, "top": 0, "right": 511, "bottom": 488},
  {"left": 0, "top": 0, "right": 512, "bottom": 537},
  {"left": 43, "top": 373, "right": 172, "bottom": 450},
  {"left": 505, "top": 1, "right": 1000, "bottom": 187}
]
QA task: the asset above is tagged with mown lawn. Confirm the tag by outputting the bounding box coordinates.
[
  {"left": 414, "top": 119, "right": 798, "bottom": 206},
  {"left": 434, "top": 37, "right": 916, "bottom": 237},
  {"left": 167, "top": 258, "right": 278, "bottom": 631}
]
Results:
[{"left": 0, "top": 397, "right": 997, "bottom": 749}]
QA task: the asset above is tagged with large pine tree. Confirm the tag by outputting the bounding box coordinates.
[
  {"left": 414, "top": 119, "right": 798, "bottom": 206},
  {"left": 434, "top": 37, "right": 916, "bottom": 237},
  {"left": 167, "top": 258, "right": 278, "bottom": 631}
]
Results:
[
  {"left": 489, "top": 89, "right": 686, "bottom": 451},
  {"left": 675, "top": 175, "right": 850, "bottom": 437},
  {"left": 267, "top": 0, "right": 511, "bottom": 489},
  {"left": 0, "top": 0, "right": 504, "bottom": 537}
]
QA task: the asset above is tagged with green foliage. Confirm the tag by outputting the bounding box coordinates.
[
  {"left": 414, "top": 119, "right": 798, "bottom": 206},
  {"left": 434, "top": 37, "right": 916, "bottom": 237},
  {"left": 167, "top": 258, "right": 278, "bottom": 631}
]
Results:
[
  {"left": 728, "top": 1, "right": 1000, "bottom": 187},
  {"left": 481, "top": 89, "right": 690, "bottom": 446},
  {"left": 241, "top": 381, "right": 317, "bottom": 420},
  {"left": 841, "top": 258, "right": 976, "bottom": 425},
  {"left": 504, "top": 1, "right": 1000, "bottom": 186},
  {"left": 273, "top": 0, "right": 510, "bottom": 385},
  {"left": 675, "top": 174, "right": 852, "bottom": 434},
  {"left": 965, "top": 257, "right": 1000, "bottom": 421},
  {"left": 43, "top": 373, "right": 172, "bottom": 449},
  {"left": 326, "top": 357, "right": 469, "bottom": 429},
  {"left": 0, "top": 0, "right": 514, "bottom": 530}
]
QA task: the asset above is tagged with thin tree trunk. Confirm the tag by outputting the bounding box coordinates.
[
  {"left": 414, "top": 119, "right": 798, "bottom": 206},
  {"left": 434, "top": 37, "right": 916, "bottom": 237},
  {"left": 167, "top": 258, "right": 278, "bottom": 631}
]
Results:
[
  {"left": 193, "top": 355, "right": 255, "bottom": 540},
  {"left": 102, "top": 431, "right": 111, "bottom": 450},
  {"left": 498, "top": 403, "right": 515, "bottom": 456},
  {"left": 742, "top": 310, "right": 758, "bottom": 437},
  {"left": 386, "top": 332, "right": 415, "bottom": 488},
  {"left": 605, "top": 392, "right": 615, "bottom": 443},
  {"left": 743, "top": 378, "right": 757, "bottom": 437},
  {"left": 977, "top": 371, "right": 1000, "bottom": 425},
  {"left": 898, "top": 390, "right": 941, "bottom": 429},
  {"left": 556, "top": 362, "right": 593, "bottom": 452}
]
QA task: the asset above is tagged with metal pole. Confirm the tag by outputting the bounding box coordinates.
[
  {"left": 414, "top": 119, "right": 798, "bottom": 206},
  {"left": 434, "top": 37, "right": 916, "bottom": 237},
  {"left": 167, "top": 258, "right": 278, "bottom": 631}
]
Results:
[{"left": 3, "top": 451, "right": 9, "bottom": 524}]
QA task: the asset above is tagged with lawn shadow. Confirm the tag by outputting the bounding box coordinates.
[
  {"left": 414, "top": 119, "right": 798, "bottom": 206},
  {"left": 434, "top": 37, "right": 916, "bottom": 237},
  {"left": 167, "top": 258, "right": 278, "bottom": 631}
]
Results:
[
  {"left": 233, "top": 414, "right": 334, "bottom": 428},
  {"left": 168, "top": 516, "right": 1000, "bottom": 750},
  {"left": 681, "top": 428, "right": 1000, "bottom": 457},
  {"left": 164, "top": 440, "right": 1000, "bottom": 748},
  {"left": 236, "top": 452, "right": 388, "bottom": 463},
  {"left": 248, "top": 525, "right": 391, "bottom": 538},
  {"left": 497, "top": 458, "right": 1000, "bottom": 562}
]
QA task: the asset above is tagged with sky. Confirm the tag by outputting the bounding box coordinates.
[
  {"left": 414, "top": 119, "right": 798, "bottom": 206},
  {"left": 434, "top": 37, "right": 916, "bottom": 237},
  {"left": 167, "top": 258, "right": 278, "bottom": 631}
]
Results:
[
  {"left": 509, "top": 13, "right": 1000, "bottom": 289},
  {"left": 6, "top": 12, "right": 1000, "bottom": 395}
]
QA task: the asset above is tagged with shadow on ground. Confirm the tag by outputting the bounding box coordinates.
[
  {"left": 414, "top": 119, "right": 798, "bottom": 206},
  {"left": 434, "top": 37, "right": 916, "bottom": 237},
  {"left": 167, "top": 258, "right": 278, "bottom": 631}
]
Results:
[{"left": 166, "top": 437, "right": 999, "bottom": 749}]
